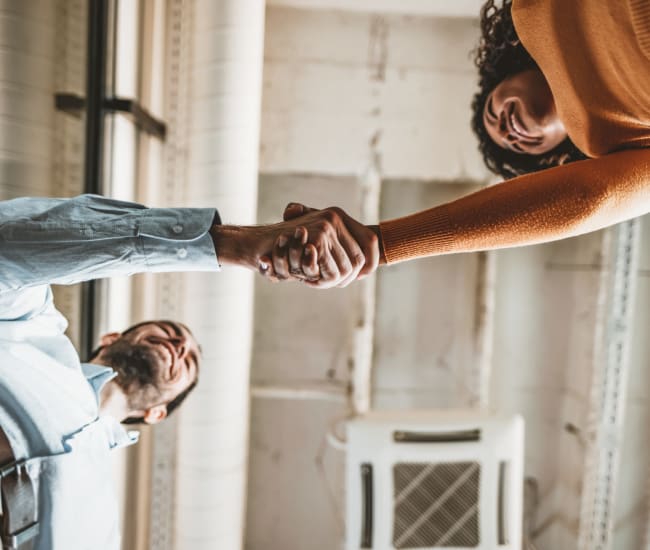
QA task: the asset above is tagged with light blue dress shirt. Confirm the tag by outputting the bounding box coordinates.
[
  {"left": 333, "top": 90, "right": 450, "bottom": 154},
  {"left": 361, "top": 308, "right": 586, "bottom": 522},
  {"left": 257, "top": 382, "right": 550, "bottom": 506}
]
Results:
[{"left": 0, "top": 195, "right": 221, "bottom": 549}]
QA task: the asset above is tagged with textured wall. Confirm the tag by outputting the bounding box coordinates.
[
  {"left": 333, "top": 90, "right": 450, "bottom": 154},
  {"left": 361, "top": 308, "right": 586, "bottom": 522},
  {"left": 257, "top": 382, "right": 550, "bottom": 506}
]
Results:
[
  {"left": 248, "top": 174, "right": 361, "bottom": 550},
  {"left": 260, "top": 7, "right": 487, "bottom": 181}
]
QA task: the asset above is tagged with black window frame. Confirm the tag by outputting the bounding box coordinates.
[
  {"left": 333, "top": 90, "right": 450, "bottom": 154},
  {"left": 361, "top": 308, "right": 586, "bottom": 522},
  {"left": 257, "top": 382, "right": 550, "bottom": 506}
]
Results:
[{"left": 55, "top": 0, "right": 167, "bottom": 358}]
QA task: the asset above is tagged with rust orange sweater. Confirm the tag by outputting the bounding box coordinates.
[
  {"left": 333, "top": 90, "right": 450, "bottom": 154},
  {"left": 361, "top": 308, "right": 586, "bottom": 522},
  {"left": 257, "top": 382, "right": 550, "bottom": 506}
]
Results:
[{"left": 379, "top": 0, "right": 650, "bottom": 263}]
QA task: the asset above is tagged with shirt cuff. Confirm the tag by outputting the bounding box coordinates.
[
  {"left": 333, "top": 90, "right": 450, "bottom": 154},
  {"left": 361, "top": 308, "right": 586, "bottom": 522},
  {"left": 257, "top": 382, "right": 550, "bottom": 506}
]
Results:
[{"left": 138, "top": 207, "right": 221, "bottom": 273}]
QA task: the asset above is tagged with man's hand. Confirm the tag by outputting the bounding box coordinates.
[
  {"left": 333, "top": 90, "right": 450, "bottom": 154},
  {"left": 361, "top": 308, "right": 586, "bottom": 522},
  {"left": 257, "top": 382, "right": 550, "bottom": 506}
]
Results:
[
  {"left": 209, "top": 205, "right": 381, "bottom": 289},
  {"left": 259, "top": 203, "right": 383, "bottom": 288}
]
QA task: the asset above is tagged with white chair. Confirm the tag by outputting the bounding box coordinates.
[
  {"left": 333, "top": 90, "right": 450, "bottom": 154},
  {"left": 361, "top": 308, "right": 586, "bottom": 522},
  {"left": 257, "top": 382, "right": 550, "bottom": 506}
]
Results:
[{"left": 346, "top": 410, "right": 524, "bottom": 550}]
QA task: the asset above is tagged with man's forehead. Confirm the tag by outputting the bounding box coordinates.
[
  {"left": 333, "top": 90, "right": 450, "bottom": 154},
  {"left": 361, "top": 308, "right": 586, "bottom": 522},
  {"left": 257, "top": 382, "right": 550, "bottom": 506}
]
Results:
[
  {"left": 122, "top": 320, "right": 202, "bottom": 359},
  {"left": 156, "top": 320, "right": 194, "bottom": 341},
  {"left": 151, "top": 320, "right": 202, "bottom": 356}
]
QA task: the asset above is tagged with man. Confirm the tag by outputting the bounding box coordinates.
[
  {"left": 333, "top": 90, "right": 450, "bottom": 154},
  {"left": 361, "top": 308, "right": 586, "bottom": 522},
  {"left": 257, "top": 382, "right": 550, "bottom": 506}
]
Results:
[{"left": 0, "top": 194, "right": 369, "bottom": 549}]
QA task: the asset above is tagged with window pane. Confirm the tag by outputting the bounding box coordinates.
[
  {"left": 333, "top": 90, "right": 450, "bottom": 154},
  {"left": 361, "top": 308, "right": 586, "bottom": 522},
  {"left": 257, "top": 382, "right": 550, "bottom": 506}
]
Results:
[{"left": 113, "top": 0, "right": 140, "bottom": 99}]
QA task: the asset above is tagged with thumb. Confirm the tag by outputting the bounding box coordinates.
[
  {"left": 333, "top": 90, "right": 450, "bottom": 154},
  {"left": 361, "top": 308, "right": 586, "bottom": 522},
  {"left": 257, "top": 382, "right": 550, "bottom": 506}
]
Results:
[{"left": 283, "top": 202, "right": 319, "bottom": 221}]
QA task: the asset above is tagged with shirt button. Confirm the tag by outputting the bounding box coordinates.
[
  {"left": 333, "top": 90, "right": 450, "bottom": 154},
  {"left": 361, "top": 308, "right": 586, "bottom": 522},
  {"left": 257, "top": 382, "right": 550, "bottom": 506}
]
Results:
[
  {"left": 172, "top": 224, "right": 183, "bottom": 234},
  {"left": 177, "top": 248, "right": 188, "bottom": 259}
]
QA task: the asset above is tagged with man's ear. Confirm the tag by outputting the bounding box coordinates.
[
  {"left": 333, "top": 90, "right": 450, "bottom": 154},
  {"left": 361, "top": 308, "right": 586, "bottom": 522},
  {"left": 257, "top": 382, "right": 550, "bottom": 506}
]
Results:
[
  {"left": 99, "top": 332, "right": 121, "bottom": 347},
  {"left": 143, "top": 404, "right": 168, "bottom": 425}
]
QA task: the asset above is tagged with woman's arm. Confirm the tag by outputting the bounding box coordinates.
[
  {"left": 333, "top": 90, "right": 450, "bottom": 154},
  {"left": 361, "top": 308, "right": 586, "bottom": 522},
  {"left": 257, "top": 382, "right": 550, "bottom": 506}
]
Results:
[
  {"left": 380, "top": 148, "right": 650, "bottom": 262},
  {"left": 267, "top": 148, "right": 650, "bottom": 285}
]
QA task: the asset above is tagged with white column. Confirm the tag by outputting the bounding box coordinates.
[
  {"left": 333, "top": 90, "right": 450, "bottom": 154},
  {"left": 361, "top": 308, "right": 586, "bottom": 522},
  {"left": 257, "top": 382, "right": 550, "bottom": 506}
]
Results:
[
  {"left": 175, "top": 1, "right": 265, "bottom": 549},
  {"left": 468, "top": 250, "right": 497, "bottom": 409}
]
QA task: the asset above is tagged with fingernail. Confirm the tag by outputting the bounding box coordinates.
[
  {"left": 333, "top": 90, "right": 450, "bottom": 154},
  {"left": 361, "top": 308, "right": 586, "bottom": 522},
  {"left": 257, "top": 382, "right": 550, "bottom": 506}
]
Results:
[
  {"left": 294, "top": 227, "right": 303, "bottom": 239},
  {"left": 259, "top": 261, "right": 268, "bottom": 272},
  {"left": 278, "top": 235, "right": 288, "bottom": 248}
]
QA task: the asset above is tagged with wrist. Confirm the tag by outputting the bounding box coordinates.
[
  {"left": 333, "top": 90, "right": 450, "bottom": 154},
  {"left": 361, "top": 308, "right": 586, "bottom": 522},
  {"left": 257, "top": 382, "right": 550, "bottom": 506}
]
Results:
[
  {"left": 210, "top": 225, "right": 264, "bottom": 270},
  {"left": 367, "top": 224, "right": 387, "bottom": 265}
]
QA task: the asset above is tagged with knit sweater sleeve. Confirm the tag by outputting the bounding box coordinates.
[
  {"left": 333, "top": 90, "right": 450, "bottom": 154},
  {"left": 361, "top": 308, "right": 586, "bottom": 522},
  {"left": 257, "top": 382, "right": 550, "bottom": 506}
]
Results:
[{"left": 378, "top": 149, "right": 650, "bottom": 264}]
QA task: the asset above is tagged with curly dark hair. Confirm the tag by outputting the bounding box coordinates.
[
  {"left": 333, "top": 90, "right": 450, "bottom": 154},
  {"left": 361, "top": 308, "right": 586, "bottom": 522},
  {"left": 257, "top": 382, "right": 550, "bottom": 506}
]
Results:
[{"left": 471, "top": 0, "right": 586, "bottom": 179}]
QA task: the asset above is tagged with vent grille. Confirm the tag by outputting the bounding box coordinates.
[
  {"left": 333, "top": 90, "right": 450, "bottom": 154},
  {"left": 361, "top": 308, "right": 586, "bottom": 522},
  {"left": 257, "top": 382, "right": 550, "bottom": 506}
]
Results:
[{"left": 393, "top": 462, "right": 481, "bottom": 548}]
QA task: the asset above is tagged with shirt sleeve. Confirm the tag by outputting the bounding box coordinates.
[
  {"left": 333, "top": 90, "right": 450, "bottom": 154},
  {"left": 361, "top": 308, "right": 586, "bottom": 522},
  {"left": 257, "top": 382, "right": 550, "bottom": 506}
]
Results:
[
  {"left": 378, "top": 149, "right": 650, "bottom": 263},
  {"left": 0, "top": 194, "right": 221, "bottom": 292}
]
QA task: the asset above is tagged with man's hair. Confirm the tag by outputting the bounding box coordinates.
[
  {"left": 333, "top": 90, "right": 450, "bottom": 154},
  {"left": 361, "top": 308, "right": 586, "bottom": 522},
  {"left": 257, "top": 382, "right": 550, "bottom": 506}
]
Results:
[
  {"left": 470, "top": 0, "right": 586, "bottom": 179},
  {"left": 87, "top": 319, "right": 199, "bottom": 425}
]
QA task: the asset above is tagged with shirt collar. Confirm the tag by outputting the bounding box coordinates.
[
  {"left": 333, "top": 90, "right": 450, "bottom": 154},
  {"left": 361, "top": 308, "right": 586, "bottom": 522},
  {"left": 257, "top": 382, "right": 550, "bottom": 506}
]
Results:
[
  {"left": 80, "top": 363, "right": 139, "bottom": 449},
  {"left": 81, "top": 363, "right": 117, "bottom": 405}
]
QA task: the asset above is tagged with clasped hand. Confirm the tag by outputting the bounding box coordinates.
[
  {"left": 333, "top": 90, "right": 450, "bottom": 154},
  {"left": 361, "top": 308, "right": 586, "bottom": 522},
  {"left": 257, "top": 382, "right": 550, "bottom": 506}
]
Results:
[{"left": 258, "top": 203, "right": 381, "bottom": 289}]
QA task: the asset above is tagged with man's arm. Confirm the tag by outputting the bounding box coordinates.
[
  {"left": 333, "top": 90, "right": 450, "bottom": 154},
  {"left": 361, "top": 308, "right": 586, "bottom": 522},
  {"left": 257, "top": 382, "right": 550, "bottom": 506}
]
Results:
[
  {"left": 0, "top": 194, "right": 364, "bottom": 294},
  {"left": 0, "top": 194, "right": 220, "bottom": 293}
]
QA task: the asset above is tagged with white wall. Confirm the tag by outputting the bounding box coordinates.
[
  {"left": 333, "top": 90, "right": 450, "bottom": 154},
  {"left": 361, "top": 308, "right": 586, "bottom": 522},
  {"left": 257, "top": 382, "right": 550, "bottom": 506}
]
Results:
[
  {"left": 490, "top": 232, "right": 605, "bottom": 549},
  {"left": 260, "top": 6, "right": 487, "bottom": 181},
  {"left": 247, "top": 174, "right": 361, "bottom": 550},
  {"left": 373, "top": 181, "right": 482, "bottom": 410},
  {"left": 267, "top": 0, "right": 487, "bottom": 18}
]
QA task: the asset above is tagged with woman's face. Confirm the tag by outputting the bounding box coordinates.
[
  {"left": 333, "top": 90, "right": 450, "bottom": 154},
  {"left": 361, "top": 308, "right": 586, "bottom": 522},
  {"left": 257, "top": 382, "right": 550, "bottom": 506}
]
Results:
[{"left": 483, "top": 69, "right": 567, "bottom": 155}]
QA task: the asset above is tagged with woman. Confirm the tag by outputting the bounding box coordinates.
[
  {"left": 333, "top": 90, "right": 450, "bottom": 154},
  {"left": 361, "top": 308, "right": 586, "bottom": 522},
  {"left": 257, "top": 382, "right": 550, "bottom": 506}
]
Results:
[{"left": 261, "top": 0, "right": 650, "bottom": 288}]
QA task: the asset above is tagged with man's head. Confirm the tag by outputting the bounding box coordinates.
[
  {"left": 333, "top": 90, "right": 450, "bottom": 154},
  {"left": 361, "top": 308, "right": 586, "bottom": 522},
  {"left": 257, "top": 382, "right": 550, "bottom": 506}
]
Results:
[{"left": 90, "top": 320, "right": 201, "bottom": 425}]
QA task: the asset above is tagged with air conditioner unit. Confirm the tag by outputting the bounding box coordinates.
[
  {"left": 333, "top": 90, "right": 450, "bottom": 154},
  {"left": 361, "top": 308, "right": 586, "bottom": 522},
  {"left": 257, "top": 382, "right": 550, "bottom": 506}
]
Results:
[{"left": 346, "top": 410, "right": 524, "bottom": 550}]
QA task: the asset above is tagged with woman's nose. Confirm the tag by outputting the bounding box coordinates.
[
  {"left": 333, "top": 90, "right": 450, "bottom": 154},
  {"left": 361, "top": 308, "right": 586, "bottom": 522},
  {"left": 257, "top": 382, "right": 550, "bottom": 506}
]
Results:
[{"left": 497, "top": 111, "right": 516, "bottom": 142}]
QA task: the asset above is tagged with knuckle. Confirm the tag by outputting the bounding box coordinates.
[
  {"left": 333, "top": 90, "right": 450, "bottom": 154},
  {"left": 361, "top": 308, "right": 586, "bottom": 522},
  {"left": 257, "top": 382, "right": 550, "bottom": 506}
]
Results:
[
  {"left": 317, "top": 220, "right": 334, "bottom": 235},
  {"left": 322, "top": 208, "right": 340, "bottom": 223},
  {"left": 352, "top": 252, "right": 365, "bottom": 268},
  {"left": 320, "top": 269, "right": 336, "bottom": 281}
]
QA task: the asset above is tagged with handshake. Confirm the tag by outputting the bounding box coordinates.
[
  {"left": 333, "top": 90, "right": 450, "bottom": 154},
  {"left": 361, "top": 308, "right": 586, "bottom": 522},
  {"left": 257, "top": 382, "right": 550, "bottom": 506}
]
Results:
[{"left": 210, "top": 202, "right": 384, "bottom": 289}]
